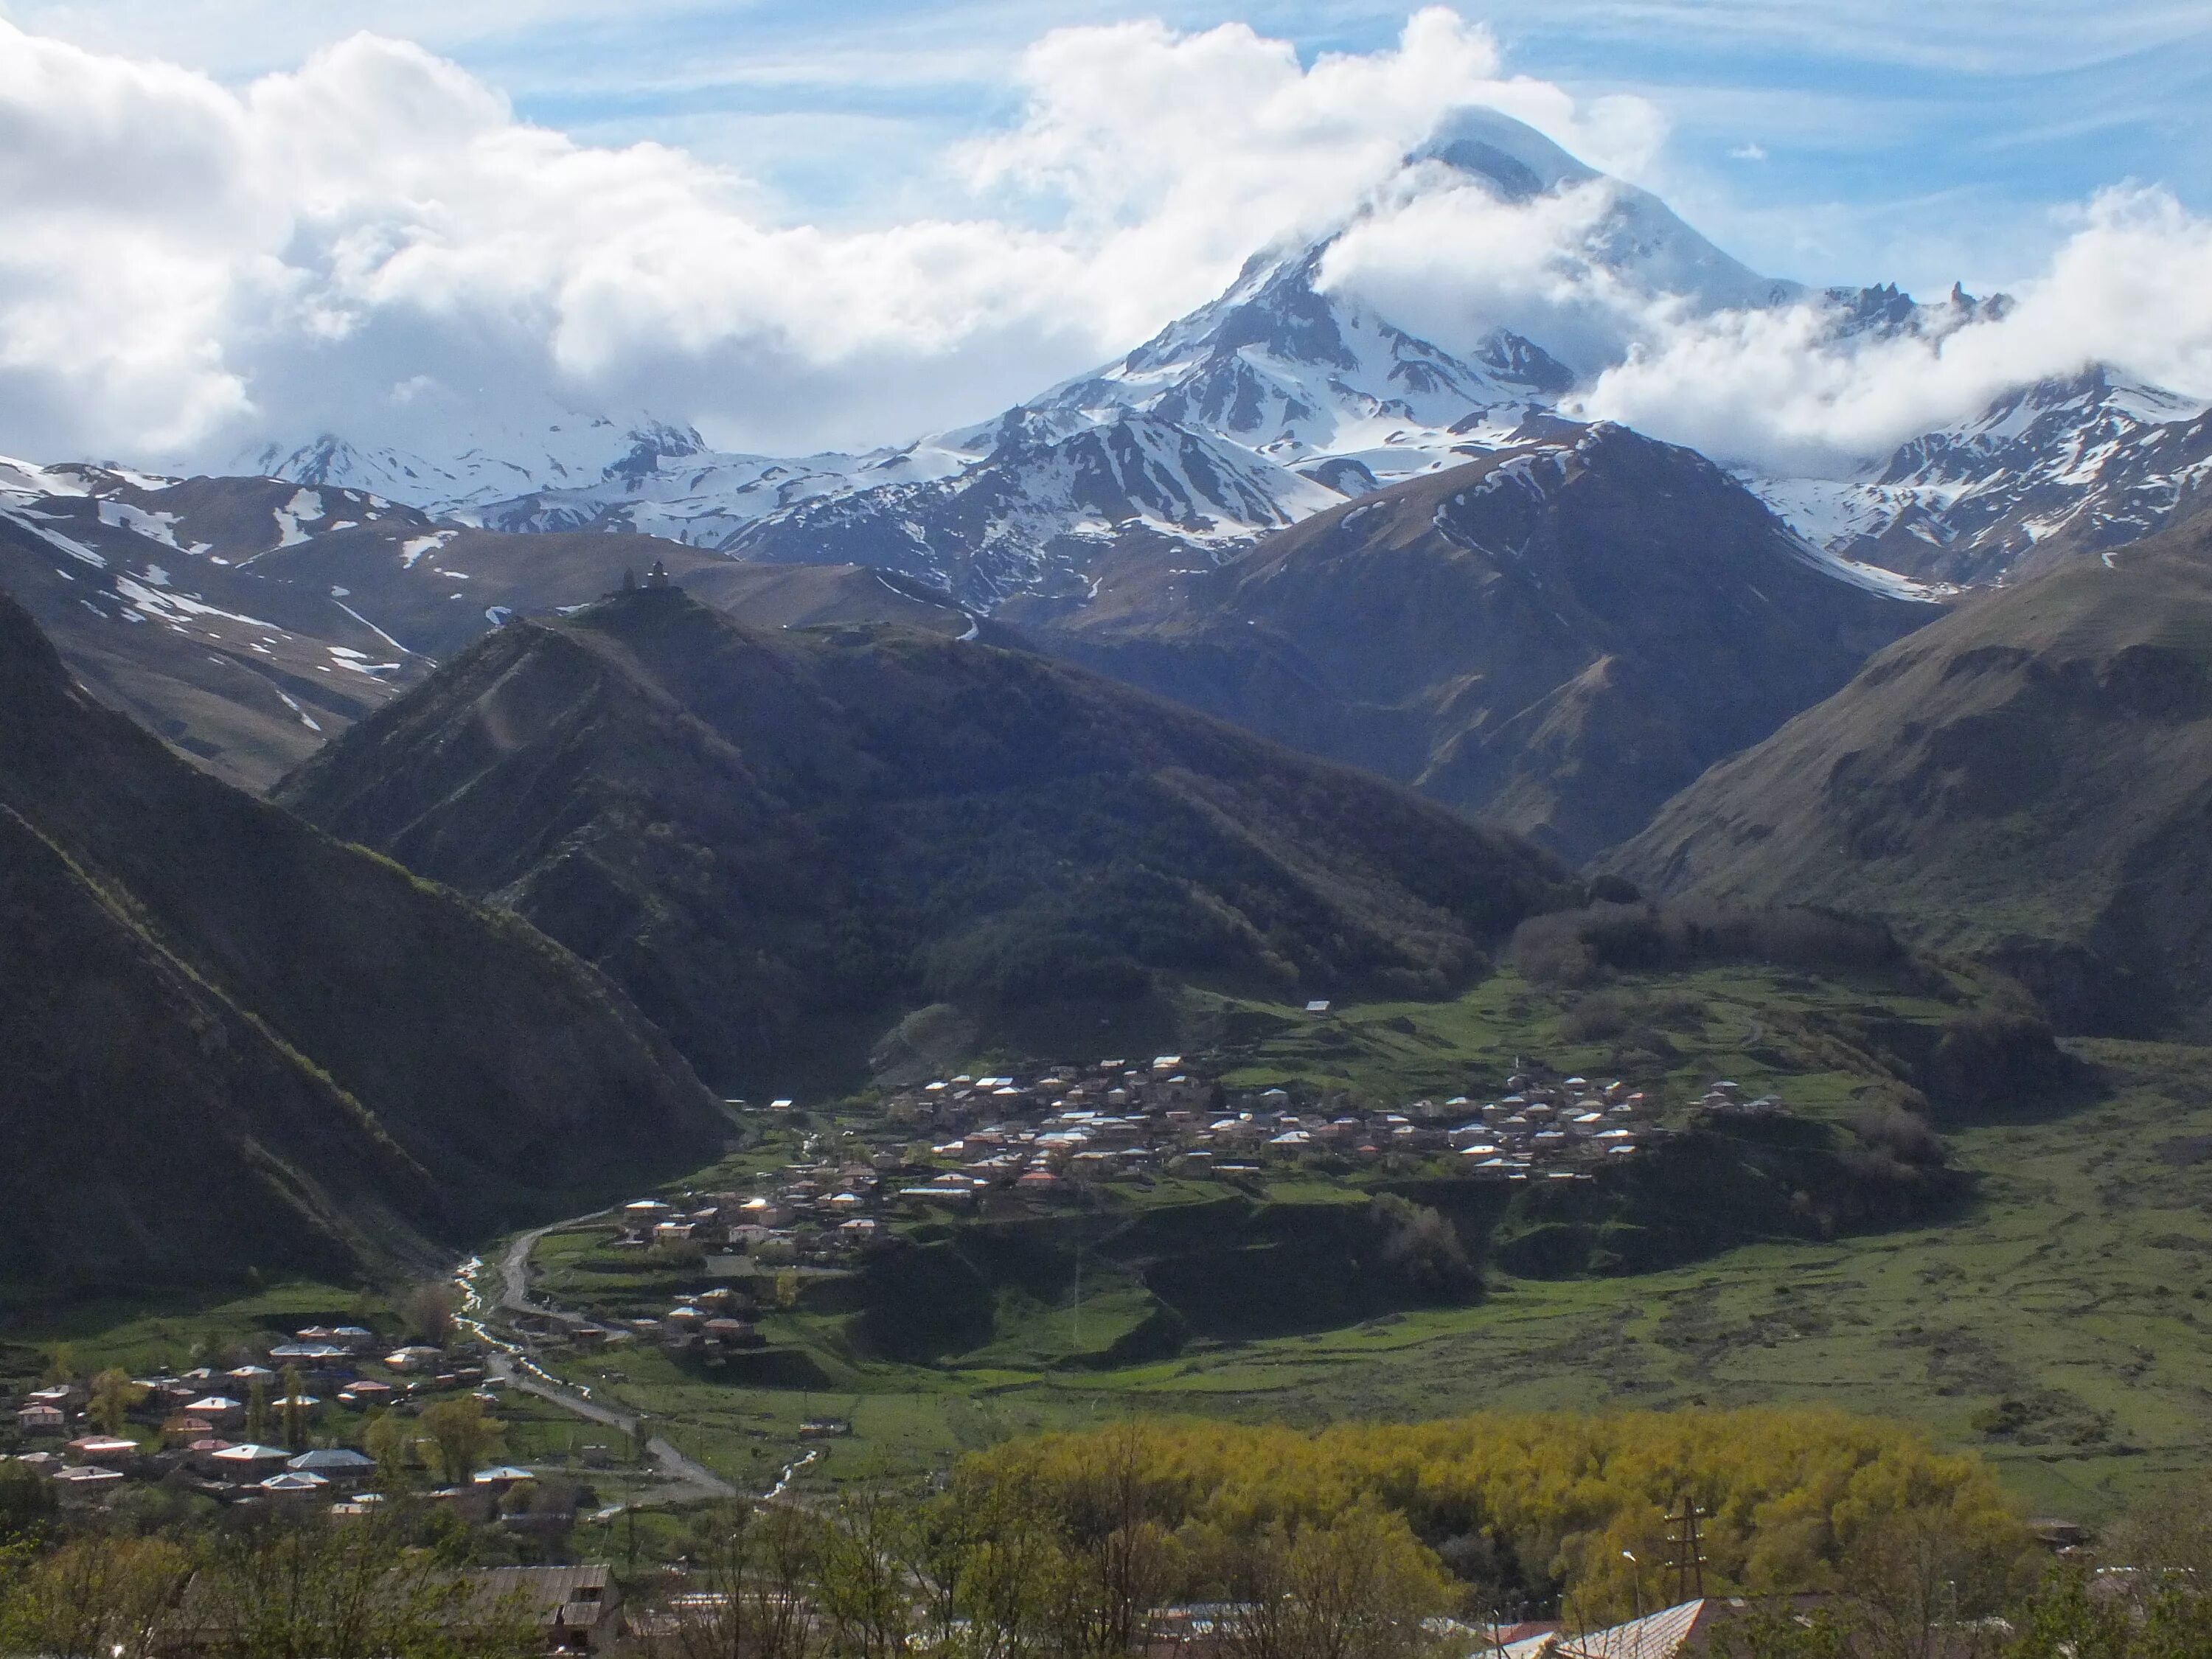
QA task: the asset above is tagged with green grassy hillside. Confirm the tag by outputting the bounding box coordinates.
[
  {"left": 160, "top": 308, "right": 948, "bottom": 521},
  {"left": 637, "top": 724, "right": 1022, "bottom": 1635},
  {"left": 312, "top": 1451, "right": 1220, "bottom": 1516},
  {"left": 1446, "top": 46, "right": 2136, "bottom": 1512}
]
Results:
[
  {"left": 1613, "top": 521, "right": 2212, "bottom": 1034},
  {"left": 21, "top": 946, "right": 2210, "bottom": 1521},
  {"left": 422, "top": 942, "right": 2208, "bottom": 1521}
]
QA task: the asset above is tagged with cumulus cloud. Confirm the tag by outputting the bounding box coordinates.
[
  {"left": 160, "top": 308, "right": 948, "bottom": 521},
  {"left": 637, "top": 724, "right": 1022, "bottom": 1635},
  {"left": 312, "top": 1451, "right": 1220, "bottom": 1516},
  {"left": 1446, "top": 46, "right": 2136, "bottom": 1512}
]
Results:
[
  {"left": 0, "top": 7, "right": 1646, "bottom": 467},
  {"left": 1577, "top": 185, "right": 2212, "bottom": 474},
  {"left": 2, "top": 7, "right": 2207, "bottom": 483}
]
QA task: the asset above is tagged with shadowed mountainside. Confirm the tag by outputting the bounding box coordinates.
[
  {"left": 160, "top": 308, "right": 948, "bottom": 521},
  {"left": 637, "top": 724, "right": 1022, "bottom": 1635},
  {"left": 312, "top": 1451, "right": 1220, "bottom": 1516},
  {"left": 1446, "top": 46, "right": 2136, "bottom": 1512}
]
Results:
[
  {"left": 1611, "top": 515, "right": 2212, "bottom": 1033},
  {"left": 279, "top": 588, "right": 1581, "bottom": 1093},
  {"left": 0, "top": 591, "right": 722, "bottom": 1288},
  {"left": 1015, "top": 425, "right": 1939, "bottom": 863}
]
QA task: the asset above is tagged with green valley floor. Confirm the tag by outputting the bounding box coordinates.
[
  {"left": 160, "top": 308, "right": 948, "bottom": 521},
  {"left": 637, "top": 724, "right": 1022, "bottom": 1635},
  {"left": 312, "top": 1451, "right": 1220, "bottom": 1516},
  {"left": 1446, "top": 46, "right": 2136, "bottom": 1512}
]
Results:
[{"left": 15, "top": 968, "right": 2210, "bottom": 1526}]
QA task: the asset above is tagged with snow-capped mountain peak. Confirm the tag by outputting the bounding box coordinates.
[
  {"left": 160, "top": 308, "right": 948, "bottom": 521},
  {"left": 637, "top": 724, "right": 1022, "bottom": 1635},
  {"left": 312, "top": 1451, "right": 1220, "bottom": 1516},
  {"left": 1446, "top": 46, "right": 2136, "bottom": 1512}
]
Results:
[
  {"left": 218, "top": 102, "right": 2197, "bottom": 613},
  {"left": 1032, "top": 241, "right": 1566, "bottom": 491},
  {"left": 1752, "top": 366, "right": 2212, "bottom": 583}
]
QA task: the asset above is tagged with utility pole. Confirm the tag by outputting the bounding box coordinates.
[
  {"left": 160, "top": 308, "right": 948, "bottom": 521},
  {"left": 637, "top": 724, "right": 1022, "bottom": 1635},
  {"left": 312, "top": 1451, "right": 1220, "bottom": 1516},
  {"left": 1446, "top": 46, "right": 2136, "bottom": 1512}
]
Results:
[{"left": 1663, "top": 1494, "right": 1708, "bottom": 1604}]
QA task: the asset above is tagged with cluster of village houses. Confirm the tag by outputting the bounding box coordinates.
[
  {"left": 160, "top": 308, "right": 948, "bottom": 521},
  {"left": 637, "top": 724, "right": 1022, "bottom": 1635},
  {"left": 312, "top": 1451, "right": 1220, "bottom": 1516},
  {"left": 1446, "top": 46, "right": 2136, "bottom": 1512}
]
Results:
[
  {"left": 693, "top": 1057, "right": 1698, "bottom": 1231},
  {"left": 882, "top": 1057, "right": 1698, "bottom": 1199},
  {"left": 0, "top": 1324, "right": 544, "bottom": 1512},
  {"left": 577, "top": 1060, "right": 1755, "bottom": 1356}
]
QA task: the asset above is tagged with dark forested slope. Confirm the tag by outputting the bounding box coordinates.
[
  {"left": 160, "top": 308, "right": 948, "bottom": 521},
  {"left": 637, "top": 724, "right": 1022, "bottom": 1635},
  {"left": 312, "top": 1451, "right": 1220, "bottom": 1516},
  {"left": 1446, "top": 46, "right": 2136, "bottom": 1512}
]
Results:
[
  {"left": 280, "top": 588, "right": 1581, "bottom": 1091},
  {"left": 0, "top": 593, "right": 720, "bottom": 1287}
]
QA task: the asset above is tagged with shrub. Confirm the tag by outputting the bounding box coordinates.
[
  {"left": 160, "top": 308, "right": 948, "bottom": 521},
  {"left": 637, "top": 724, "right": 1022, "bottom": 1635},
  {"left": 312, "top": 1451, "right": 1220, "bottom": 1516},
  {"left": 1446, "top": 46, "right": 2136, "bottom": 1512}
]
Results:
[
  {"left": 1561, "top": 992, "right": 1632, "bottom": 1042},
  {"left": 1850, "top": 1103, "right": 1946, "bottom": 1167},
  {"left": 1370, "top": 1196, "right": 1477, "bottom": 1298}
]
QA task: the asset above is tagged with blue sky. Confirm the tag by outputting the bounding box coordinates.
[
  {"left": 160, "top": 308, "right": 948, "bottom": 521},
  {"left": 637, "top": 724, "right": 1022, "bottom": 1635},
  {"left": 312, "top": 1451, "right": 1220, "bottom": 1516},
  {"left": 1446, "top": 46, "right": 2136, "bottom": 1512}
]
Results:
[{"left": 7, "top": 0, "right": 2208, "bottom": 295}]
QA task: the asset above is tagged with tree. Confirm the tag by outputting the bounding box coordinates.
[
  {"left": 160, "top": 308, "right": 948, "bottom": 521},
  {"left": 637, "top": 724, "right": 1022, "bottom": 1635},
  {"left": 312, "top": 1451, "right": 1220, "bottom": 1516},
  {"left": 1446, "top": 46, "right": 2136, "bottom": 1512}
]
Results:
[
  {"left": 1371, "top": 1197, "right": 1477, "bottom": 1298},
  {"left": 404, "top": 1282, "right": 459, "bottom": 1347},
  {"left": 361, "top": 1410, "right": 419, "bottom": 1493},
  {"left": 41, "top": 1344, "right": 77, "bottom": 1387},
  {"left": 1043, "top": 1422, "right": 1185, "bottom": 1659},
  {"left": 639, "top": 1500, "right": 821, "bottom": 1659},
  {"left": 815, "top": 1489, "right": 914, "bottom": 1659},
  {"left": 246, "top": 1380, "right": 271, "bottom": 1446},
  {"left": 187, "top": 1508, "right": 537, "bottom": 1659},
  {"left": 0, "top": 1461, "right": 55, "bottom": 1540},
  {"left": 418, "top": 1395, "right": 503, "bottom": 1488},
  {"left": 89, "top": 1368, "right": 147, "bottom": 1437},
  {"left": 1834, "top": 1506, "right": 2028, "bottom": 1659},
  {"left": 1217, "top": 1506, "right": 1455, "bottom": 1659},
  {"left": 2101, "top": 1472, "right": 2212, "bottom": 1611},
  {"left": 910, "top": 1474, "right": 1072, "bottom": 1659},
  {"left": 0, "top": 1534, "right": 188, "bottom": 1659},
  {"left": 281, "top": 1366, "right": 310, "bottom": 1453}
]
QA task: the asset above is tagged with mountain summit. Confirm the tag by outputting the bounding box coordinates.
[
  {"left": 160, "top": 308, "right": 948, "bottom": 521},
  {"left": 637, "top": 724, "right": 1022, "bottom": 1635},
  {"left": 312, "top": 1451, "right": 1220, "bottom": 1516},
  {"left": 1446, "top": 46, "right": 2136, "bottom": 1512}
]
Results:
[{"left": 234, "top": 107, "right": 1815, "bottom": 611}]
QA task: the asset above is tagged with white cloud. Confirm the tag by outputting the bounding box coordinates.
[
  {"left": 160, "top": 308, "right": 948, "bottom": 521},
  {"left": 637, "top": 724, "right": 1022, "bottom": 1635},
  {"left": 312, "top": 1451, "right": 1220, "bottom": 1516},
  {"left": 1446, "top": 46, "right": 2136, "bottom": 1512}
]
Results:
[
  {"left": 1576, "top": 185, "right": 2212, "bottom": 474},
  {"left": 0, "top": 7, "right": 1641, "bottom": 466},
  {"left": 1, "top": 6, "right": 2206, "bottom": 485},
  {"left": 1728, "top": 142, "right": 1767, "bottom": 161}
]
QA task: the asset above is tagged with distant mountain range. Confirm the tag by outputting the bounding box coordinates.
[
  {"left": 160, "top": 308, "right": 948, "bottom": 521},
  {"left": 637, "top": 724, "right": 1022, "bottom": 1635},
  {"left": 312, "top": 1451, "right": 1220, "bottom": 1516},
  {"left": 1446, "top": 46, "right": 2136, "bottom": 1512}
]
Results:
[
  {"left": 4, "top": 100, "right": 2207, "bottom": 892},
  {"left": 1754, "top": 369, "right": 2212, "bottom": 585},
  {"left": 0, "top": 457, "right": 968, "bottom": 790},
  {"left": 226, "top": 106, "right": 2197, "bottom": 611}
]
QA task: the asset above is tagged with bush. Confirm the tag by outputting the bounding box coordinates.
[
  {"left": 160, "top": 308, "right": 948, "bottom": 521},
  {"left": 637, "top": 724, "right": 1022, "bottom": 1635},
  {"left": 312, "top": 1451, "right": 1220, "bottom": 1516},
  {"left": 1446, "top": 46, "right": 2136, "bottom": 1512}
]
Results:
[
  {"left": 1850, "top": 1103, "right": 1946, "bottom": 1167},
  {"left": 1921, "top": 1003, "right": 2069, "bottom": 1108},
  {"left": 1561, "top": 992, "right": 1632, "bottom": 1042},
  {"left": 1370, "top": 1196, "right": 1477, "bottom": 1298}
]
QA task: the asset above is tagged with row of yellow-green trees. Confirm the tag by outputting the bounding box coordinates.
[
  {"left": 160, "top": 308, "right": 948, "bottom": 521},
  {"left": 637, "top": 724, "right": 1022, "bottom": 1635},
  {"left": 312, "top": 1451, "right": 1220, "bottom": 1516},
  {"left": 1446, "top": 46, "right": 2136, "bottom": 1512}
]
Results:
[
  {"left": 636, "top": 1408, "right": 2210, "bottom": 1659},
  {"left": 9, "top": 1407, "right": 2212, "bottom": 1659}
]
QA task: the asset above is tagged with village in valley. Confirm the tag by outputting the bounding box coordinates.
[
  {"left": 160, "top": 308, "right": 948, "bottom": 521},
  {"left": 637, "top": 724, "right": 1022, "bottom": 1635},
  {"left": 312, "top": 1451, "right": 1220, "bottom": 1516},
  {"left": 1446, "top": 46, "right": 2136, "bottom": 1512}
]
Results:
[
  {"left": 1, "top": 1050, "right": 1741, "bottom": 1506},
  {"left": 504, "top": 1054, "right": 1773, "bottom": 1369},
  {"left": 0, "top": 1048, "right": 1912, "bottom": 1659}
]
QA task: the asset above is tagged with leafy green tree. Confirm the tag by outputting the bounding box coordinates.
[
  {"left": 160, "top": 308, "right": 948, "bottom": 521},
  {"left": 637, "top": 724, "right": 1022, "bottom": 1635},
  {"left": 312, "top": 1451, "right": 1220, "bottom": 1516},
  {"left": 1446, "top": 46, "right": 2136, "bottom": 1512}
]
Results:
[
  {"left": 361, "top": 1409, "right": 419, "bottom": 1493},
  {"left": 246, "top": 1380, "right": 271, "bottom": 1446},
  {"left": 815, "top": 1489, "right": 914, "bottom": 1659},
  {"left": 418, "top": 1396, "right": 502, "bottom": 1488},
  {"left": 41, "top": 1344, "right": 77, "bottom": 1387},
  {"left": 280, "top": 1366, "right": 309, "bottom": 1453},
  {"left": 905, "top": 1473, "right": 1070, "bottom": 1659},
  {"left": 0, "top": 1462, "right": 55, "bottom": 1541},
  {"left": 1038, "top": 1423, "right": 1185, "bottom": 1659},
  {"left": 89, "top": 1368, "right": 147, "bottom": 1437},
  {"left": 187, "top": 1509, "right": 536, "bottom": 1659},
  {"left": 0, "top": 1533, "right": 188, "bottom": 1659}
]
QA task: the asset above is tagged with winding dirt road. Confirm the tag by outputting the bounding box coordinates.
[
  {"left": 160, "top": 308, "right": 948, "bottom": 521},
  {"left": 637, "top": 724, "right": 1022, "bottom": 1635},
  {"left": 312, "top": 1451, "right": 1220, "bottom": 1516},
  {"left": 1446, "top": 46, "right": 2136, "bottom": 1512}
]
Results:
[{"left": 456, "top": 1219, "right": 736, "bottom": 1509}]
